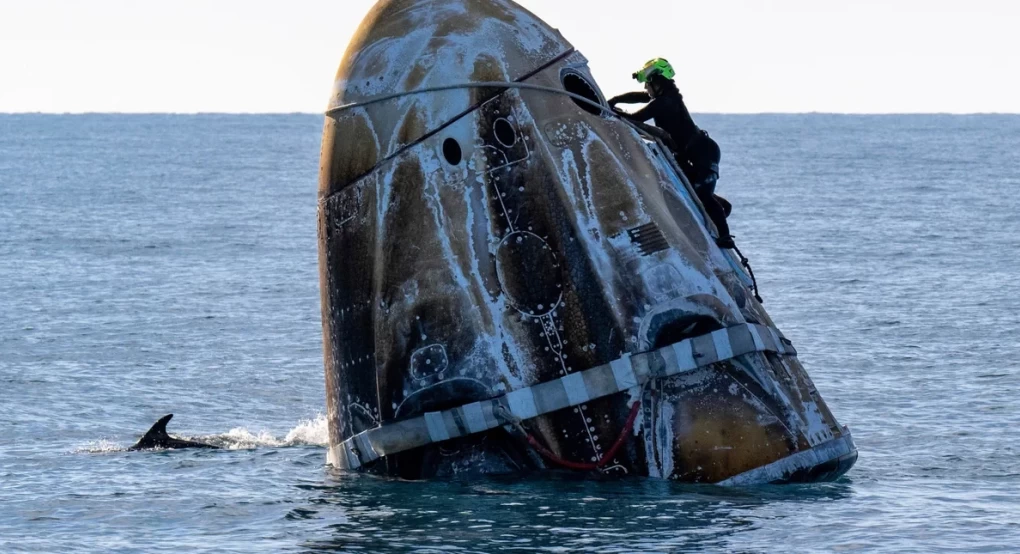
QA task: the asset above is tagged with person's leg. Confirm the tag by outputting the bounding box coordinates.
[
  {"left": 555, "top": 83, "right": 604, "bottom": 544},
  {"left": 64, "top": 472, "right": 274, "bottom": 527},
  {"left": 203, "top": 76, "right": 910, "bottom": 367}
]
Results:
[
  {"left": 697, "top": 188, "right": 733, "bottom": 246},
  {"left": 689, "top": 134, "right": 732, "bottom": 247},
  {"left": 715, "top": 194, "right": 732, "bottom": 218}
]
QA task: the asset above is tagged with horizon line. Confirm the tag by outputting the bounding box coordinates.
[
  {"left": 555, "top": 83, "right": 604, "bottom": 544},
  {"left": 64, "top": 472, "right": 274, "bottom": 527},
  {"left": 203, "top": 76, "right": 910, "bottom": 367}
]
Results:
[{"left": 3, "top": 111, "right": 1020, "bottom": 116}]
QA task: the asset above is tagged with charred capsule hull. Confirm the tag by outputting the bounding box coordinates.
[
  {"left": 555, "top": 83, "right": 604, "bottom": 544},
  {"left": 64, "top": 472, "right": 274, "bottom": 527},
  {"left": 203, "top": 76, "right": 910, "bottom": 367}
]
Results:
[{"left": 318, "top": 0, "right": 857, "bottom": 482}]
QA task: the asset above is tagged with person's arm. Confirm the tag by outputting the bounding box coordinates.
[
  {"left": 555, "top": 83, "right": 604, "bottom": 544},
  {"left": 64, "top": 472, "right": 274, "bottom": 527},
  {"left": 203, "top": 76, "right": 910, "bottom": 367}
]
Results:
[
  {"left": 607, "top": 91, "right": 651, "bottom": 106},
  {"left": 619, "top": 97, "right": 661, "bottom": 124},
  {"left": 627, "top": 119, "right": 675, "bottom": 149}
]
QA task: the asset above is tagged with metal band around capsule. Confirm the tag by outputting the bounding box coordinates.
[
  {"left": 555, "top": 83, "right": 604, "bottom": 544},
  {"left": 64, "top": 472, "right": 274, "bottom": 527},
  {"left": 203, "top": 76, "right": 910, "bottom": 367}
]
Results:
[{"left": 329, "top": 322, "right": 797, "bottom": 469}]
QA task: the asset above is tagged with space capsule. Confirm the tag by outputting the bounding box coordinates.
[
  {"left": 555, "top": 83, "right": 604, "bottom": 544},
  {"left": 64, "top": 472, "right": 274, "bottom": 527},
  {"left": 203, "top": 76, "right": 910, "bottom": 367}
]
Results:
[{"left": 317, "top": 0, "right": 857, "bottom": 483}]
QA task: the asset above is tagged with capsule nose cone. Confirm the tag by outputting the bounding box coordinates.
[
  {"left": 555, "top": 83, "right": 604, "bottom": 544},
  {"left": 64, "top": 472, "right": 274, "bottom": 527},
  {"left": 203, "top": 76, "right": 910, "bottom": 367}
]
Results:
[
  {"left": 332, "top": 0, "right": 572, "bottom": 107},
  {"left": 322, "top": 0, "right": 574, "bottom": 196}
]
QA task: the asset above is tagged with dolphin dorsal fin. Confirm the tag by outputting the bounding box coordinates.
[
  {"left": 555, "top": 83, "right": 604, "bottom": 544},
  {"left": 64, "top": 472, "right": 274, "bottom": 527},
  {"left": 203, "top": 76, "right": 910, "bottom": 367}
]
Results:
[{"left": 138, "top": 414, "right": 174, "bottom": 446}]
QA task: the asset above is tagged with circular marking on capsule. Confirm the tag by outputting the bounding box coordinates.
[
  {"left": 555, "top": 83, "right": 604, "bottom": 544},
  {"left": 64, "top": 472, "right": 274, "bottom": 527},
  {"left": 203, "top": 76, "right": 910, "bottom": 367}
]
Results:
[
  {"left": 493, "top": 118, "right": 517, "bottom": 148},
  {"left": 494, "top": 231, "right": 563, "bottom": 317}
]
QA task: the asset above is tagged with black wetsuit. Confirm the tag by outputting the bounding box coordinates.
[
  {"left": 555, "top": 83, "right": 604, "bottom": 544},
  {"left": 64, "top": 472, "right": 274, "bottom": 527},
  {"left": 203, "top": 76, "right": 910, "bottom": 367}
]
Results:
[
  {"left": 610, "top": 90, "right": 700, "bottom": 154},
  {"left": 610, "top": 85, "right": 732, "bottom": 242}
]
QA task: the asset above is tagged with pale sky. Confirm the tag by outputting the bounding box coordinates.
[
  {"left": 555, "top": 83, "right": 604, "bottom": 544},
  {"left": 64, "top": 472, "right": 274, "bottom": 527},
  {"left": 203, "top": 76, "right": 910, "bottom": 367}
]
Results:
[{"left": 2, "top": 0, "right": 1018, "bottom": 113}]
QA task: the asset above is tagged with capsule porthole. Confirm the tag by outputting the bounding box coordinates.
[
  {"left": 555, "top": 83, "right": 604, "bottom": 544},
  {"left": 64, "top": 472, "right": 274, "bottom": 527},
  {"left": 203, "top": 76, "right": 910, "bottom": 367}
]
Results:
[
  {"left": 561, "top": 72, "right": 604, "bottom": 116},
  {"left": 442, "top": 138, "right": 462, "bottom": 165}
]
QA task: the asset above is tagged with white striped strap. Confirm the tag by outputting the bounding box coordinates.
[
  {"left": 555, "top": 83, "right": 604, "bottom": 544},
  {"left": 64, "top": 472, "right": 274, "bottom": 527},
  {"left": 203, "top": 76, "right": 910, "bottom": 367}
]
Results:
[{"left": 332, "top": 322, "right": 796, "bottom": 469}]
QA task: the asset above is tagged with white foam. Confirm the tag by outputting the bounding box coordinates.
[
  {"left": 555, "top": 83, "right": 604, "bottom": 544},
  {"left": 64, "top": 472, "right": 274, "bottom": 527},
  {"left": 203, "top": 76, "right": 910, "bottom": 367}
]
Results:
[
  {"left": 207, "top": 414, "right": 330, "bottom": 450},
  {"left": 282, "top": 414, "right": 330, "bottom": 446},
  {"left": 73, "top": 439, "right": 123, "bottom": 454}
]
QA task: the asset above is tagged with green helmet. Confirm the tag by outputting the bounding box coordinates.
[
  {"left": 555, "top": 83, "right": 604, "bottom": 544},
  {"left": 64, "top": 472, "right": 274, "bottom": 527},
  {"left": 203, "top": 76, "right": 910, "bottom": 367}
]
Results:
[{"left": 632, "top": 58, "right": 676, "bottom": 83}]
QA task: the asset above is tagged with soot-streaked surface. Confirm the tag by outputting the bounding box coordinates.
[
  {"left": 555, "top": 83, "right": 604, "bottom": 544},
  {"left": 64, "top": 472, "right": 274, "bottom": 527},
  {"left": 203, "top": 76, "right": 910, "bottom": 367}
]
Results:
[{"left": 1, "top": 114, "right": 1018, "bottom": 552}]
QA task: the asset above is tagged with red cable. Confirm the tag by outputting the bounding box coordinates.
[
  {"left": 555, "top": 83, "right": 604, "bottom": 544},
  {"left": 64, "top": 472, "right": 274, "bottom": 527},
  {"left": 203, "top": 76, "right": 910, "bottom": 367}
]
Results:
[{"left": 526, "top": 400, "right": 641, "bottom": 471}]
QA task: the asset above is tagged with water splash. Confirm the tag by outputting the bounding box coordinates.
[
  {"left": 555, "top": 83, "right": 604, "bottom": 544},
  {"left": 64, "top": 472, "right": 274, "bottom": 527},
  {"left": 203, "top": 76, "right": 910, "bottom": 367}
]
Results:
[
  {"left": 206, "top": 414, "right": 329, "bottom": 450},
  {"left": 283, "top": 414, "right": 330, "bottom": 446}
]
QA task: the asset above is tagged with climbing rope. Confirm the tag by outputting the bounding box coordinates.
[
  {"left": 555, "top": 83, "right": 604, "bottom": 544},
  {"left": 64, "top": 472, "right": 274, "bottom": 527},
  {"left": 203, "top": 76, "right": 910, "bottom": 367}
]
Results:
[
  {"left": 327, "top": 81, "right": 614, "bottom": 119},
  {"left": 731, "top": 243, "right": 764, "bottom": 304},
  {"left": 326, "top": 80, "right": 691, "bottom": 160},
  {"left": 327, "top": 81, "right": 764, "bottom": 303}
]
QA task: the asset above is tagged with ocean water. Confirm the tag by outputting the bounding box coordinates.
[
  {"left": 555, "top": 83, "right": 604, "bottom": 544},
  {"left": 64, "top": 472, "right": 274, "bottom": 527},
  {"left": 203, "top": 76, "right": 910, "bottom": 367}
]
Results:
[{"left": 1, "top": 113, "right": 1018, "bottom": 553}]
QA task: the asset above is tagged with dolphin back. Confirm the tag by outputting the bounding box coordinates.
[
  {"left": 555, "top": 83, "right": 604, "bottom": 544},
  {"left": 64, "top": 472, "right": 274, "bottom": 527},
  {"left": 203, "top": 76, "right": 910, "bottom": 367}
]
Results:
[{"left": 130, "top": 414, "right": 218, "bottom": 450}]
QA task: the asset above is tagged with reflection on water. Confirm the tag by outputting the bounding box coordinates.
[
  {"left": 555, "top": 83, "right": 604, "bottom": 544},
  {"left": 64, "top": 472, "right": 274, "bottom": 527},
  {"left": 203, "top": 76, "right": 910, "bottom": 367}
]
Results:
[{"left": 294, "top": 472, "right": 853, "bottom": 553}]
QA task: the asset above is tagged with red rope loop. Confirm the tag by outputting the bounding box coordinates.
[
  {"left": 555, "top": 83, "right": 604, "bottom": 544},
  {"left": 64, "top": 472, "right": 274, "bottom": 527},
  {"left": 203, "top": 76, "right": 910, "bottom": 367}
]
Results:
[{"left": 526, "top": 400, "right": 641, "bottom": 472}]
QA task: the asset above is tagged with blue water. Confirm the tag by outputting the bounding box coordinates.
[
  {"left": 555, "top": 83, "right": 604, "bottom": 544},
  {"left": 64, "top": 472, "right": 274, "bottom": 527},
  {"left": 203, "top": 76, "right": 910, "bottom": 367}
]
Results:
[{"left": 1, "top": 114, "right": 1018, "bottom": 552}]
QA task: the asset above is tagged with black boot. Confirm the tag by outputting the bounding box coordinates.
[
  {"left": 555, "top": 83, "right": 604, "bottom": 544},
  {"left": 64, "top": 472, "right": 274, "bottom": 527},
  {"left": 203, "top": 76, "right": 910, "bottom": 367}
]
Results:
[{"left": 696, "top": 189, "right": 733, "bottom": 248}]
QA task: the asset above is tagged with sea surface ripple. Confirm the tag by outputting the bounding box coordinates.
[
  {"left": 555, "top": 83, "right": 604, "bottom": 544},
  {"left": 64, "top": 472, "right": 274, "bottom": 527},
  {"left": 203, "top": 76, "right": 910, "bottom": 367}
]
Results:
[{"left": 1, "top": 114, "right": 1018, "bottom": 553}]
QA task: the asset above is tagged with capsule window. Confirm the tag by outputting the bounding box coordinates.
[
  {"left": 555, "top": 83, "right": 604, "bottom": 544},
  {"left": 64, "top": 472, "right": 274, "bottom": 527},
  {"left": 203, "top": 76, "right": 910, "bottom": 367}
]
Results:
[
  {"left": 561, "top": 72, "right": 604, "bottom": 116},
  {"left": 493, "top": 118, "right": 517, "bottom": 148},
  {"left": 442, "top": 138, "right": 462, "bottom": 165}
]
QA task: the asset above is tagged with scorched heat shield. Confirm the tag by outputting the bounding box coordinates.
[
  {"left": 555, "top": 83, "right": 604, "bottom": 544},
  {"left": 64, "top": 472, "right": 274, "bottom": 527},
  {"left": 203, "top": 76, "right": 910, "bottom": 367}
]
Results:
[{"left": 317, "top": 0, "right": 857, "bottom": 483}]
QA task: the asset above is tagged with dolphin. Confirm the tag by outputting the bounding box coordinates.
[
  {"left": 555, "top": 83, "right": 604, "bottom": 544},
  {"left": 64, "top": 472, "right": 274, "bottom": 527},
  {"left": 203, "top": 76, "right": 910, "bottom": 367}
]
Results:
[{"left": 129, "top": 414, "right": 219, "bottom": 450}]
